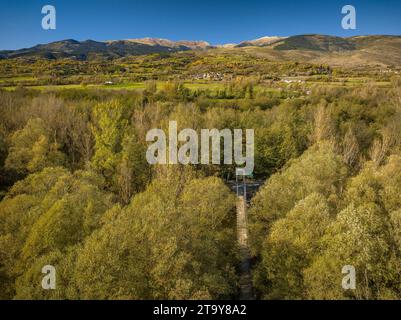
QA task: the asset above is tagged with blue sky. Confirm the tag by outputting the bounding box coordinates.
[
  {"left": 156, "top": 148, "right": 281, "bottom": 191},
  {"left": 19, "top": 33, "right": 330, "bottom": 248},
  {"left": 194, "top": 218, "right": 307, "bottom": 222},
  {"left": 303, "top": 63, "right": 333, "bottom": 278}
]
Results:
[{"left": 0, "top": 0, "right": 400, "bottom": 50}]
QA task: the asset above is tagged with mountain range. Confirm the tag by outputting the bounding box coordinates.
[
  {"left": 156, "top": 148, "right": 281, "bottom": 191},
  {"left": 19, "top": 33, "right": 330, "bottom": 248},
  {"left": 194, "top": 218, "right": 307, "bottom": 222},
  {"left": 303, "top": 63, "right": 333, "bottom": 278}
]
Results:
[
  {"left": 1, "top": 35, "right": 400, "bottom": 67},
  {"left": 0, "top": 38, "right": 213, "bottom": 59}
]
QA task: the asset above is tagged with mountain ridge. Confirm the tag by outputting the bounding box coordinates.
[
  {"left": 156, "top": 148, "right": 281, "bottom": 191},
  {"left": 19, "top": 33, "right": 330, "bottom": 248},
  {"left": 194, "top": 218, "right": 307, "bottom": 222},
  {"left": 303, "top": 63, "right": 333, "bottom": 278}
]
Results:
[{"left": 1, "top": 35, "right": 400, "bottom": 64}]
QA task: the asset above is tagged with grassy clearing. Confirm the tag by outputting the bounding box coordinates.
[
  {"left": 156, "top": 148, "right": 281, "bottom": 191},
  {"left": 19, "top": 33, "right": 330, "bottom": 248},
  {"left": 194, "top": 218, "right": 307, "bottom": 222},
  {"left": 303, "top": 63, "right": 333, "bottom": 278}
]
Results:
[{"left": 1, "top": 77, "right": 392, "bottom": 93}]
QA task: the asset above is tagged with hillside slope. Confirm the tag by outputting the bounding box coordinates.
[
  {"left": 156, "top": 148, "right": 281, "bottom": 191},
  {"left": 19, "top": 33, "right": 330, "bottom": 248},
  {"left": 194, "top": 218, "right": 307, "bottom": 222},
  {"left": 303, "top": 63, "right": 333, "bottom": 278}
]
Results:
[
  {"left": 0, "top": 38, "right": 211, "bottom": 60},
  {"left": 1, "top": 35, "right": 400, "bottom": 68}
]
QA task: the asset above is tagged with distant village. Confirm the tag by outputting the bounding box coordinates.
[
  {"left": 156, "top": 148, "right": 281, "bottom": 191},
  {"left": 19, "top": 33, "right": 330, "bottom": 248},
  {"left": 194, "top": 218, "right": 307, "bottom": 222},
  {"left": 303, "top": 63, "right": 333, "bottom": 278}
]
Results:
[{"left": 191, "top": 72, "right": 227, "bottom": 81}]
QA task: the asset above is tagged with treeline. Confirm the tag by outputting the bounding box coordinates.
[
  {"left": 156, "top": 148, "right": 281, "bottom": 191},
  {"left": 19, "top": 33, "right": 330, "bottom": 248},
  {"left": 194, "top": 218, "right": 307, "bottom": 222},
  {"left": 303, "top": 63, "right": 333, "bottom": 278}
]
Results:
[
  {"left": 0, "top": 166, "right": 238, "bottom": 299},
  {"left": 250, "top": 79, "right": 401, "bottom": 299},
  {"left": 0, "top": 78, "right": 400, "bottom": 299}
]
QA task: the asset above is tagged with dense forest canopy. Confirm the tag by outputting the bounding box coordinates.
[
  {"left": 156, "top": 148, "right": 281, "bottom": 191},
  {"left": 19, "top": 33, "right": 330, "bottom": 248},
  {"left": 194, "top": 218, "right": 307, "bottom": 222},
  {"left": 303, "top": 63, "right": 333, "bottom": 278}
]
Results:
[{"left": 0, "top": 44, "right": 401, "bottom": 299}]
